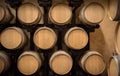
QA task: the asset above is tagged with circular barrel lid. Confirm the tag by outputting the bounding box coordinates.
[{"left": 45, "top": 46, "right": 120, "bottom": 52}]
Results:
[
  {"left": 49, "top": 3, "right": 72, "bottom": 25},
  {"left": 18, "top": 54, "right": 39, "bottom": 75},
  {"left": 0, "top": 27, "right": 23, "bottom": 49},
  {"left": 49, "top": 51, "right": 73, "bottom": 75},
  {"left": 33, "top": 27, "right": 57, "bottom": 50},
  {"left": 84, "top": 54, "right": 106, "bottom": 75},
  {"left": 18, "top": 3, "right": 41, "bottom": 24},
  {"left": 65, "top": 27, "right": 88, "bottom": 50},
  {"left": 80, "top": 2, "right": 105, "bottom": 25}
]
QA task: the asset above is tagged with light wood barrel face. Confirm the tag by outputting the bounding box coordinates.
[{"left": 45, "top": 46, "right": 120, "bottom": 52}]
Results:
[
  {"left": 0, "top": 27, "right": 25, "bottom": 50},
  {"left": 18, "top": 3, "right": 41, "bottom": 25},
  {"left": 17, "top": 51, "right": 41, "bottom": 75},
  {"left": 85, "top": 55, "right": 105, "bottom": 75},
  {"left": 64, "top": 27, "right": 88, "bottom": 50},
  {"left": 49, "top": 51, "right": 73, "bottom": 75},
  {"left": 108, "top": 0, "right": 118, "bottom": 20},
  {"left": 33, "top": 27, "right": 57, "bottom": 50},
  {"left": 108, "top": 58, "right": 118, "bottom": 76},
  {"left": 80, "top": 51, "right": 106, "bottom": 75},
  {"left": 0, "top": 6, "right": 5, "bottom": 21},
  {"left": 49, "top": 4, "right": 72, "bottom": 25},
  {"left": 79, "top": 2, "right": 105, "bottom": 25}
]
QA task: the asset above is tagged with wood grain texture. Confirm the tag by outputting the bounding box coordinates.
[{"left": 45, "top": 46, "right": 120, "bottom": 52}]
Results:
[
  {"left": 18, "top": 3, "right": 41, "bottom": 25},
  {"left": 108, "top": 0, "right": 118, "bottom": 20},
  {"left": 0, "top": 6, "right": 5, "bottom": 21},
  {"left": 0, "top": 27, "right": 26, "bottom": 50},
  {"left": 80, "top": 51, "right": 106, "bottom": 75},
  {"left": 85, "top": 55, "right": 106, "bottom": 75},
  {"left": 115, "top": 23, "right": 120, "bottom": 55},
  {"left": 49, "top": 3, "right": 72, "bottom": 25},
  {"left": 108, "top": 58, "right": 118, "bottom": 76},
  {"left": 84, "top": 3, "right": 105, "bottom": 23},
  {"left": 49, "top": 51, "right": 73, "bottom": 75},
  {"left": 17, "top": 51, "right": 42, "bottom": 75},
  {"left": 77, "top": 2, "right": 105, "bottom": 26},
  {"left": 33, "top": 27, "right": 57, "bottom": 50},
  {"left": 64, "top": 27, "right": 88, "bottom": 50},
  {"left": 18, "top": 55, "right": 39, "bottom": 75}
]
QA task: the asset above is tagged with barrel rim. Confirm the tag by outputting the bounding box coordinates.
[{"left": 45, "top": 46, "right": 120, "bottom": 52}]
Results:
[
  {"left": 49, "top": 50, "right": 73, "bottom": 75},
  {"left": 0, "top": 4, "right": 6, "bottom": 22},
  {"left": 17, "top": 2, "right": 42, "bottom": 25},
  {"left": 17, "top": 51, "right": 41, "bottom": 75},
  {"left": 108, "top": 55, "right": 120, "bottom": 76},
  {"left": 0, "top": 51, "right": 10, "bottom": 73},
  {"left": 33, "top": 27, "right": 57, "bottom": 50},
  {"left": 80, "top": 51, "right": 106, "bottom": 75},
  {"left": 49, "top": 3, "right": 72, "bottom": 25},
  {"left": 115, "top": 22, "right": 120, "bottom": 55},
  {"left": 79, "top": 2, "right": 105, "bottom": 25},
  {"left": 108, "top": 0, "right": 120, "bottom": 21},
  {"left": 64, "top": 27, "right": 88, "bottom": 50},
  {"left": 0, "top": 27, "right": 25, "bottom": 50}
]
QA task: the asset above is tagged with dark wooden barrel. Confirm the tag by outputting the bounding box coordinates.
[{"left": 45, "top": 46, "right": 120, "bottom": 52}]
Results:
[
  {"left": 0, "top": 4, "right": 12, "bottom": 24},
  {"left": 0, "top": 51, "right": 10, "bottom": 74}
]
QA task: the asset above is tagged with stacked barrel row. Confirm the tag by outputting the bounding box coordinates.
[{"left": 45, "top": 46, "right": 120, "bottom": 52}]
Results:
[
  {"left": 0, "top": 0, "right": 108, "bottom": 76},
  {"left": 0, "top": 50, "right": 106, "bottom": 75},
  {"left": 0, "top": 0, "right": 105, "bottom": 26}
]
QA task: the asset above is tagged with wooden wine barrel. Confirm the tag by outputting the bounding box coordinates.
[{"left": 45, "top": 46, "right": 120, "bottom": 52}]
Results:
[
  {"left": 17, "top": 2, "right": 42, "bottom": 25},
  {"left": 108, "top": 55, "right": 120, "bottom": 76},
  {"left": 108, "top": 0, "right": 120, "bottom": 21},
  {"left": 0, "top": 4, "right": 12, "bottom": 24},
  {"left": 115, "top": 23, "right": 120, "bottom": 55},
  {"left": 49, "top": 3, "right": 72, "bottom": 25},
  {"left": 49, "top": 50, "right": 73, "bottom": 75},
  {"left": 52, "top": 0, "right": 69, "bottom": 5},
  {"left": 76, "top": 2, "right": 105, "bottom": 26},
  {"left": 0, "top": 51, "right": 10, "bottom": 74},
  {"left": 64, "top": 27, "right": 88, "bottom": 50},
  {"left": 79, "top": 51, "right": 106, "bottom": 75},
  {"left": 0, "top": 27, "right": 27, "bottom": 50},
  {"left": 17, "top": 51, "right": 42, "bottom": 75},
  {"left": 33, "top": 27, "right": 57, "bottom": 50}
]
